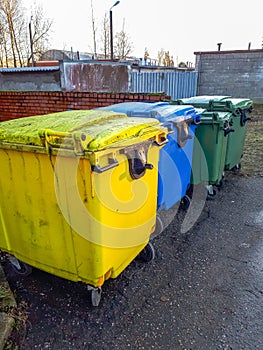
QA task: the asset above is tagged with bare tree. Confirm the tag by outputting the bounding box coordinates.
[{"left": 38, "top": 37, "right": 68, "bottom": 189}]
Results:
[
  {"left": 157, "top": 49, "right": 175, "bottom": 66},
  {"left": 28, "top": 4, "right": 53, "bottom": 63},
  {"left": 143, "top": 47, "right": 149, "bottom": 64},
  {"left": 157, "top": 48, "right": 165, "bottom": 66},
  {"left": 0, "top": 0, "right": 25, "bottom": 67},
  {"left": 0, "top": 21, "right": 9, "bottom": 66},
  {"left": 114, "top": 19, "right": 133, "bottom": 60},
  {"left": 163, "top": 51, "right": 174, "bottom": 67},
  {"left": 100, "top": 12, "right": 110, "bottom": 59},
  {"left": 0, "top": 0, "right": 52, "bottom": 67},
  {"left": 90, "top": 0, "right": 97, "bottom": 58}
]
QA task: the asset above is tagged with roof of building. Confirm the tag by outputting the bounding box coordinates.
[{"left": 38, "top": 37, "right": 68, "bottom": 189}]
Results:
[
  {"left": 194, "top": 49, "right": 263, "bottom": 55},
  {"left": 0, "top": 66, "right": 60, "bottom": 73}
]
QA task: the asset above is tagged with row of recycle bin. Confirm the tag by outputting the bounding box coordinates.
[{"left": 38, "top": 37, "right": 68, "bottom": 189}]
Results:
[{"left": 0, "top": 95, "right": 253, "bottom": 306}]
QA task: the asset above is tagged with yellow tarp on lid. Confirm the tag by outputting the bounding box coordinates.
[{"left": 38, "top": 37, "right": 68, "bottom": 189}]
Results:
[{"left": 0, "top": 109, "right": 164, "bottom": 151}]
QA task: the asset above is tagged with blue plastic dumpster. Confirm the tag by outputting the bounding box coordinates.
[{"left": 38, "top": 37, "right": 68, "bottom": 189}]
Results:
[{"left": 98, "top": 102, "right": 201, "bottom": 211}]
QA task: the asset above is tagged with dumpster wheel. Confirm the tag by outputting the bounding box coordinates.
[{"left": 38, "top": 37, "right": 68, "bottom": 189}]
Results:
[
  {"left": 179, "top": 195, "right": 191, "bottom": 211},
  {"left": 215, "top": 179, "right": 224, "bottom": 190},
  {"left": 88, "top": 286, "right": 102, "bottom": 307},
  {"left": 206, "top": 185, "right": 216, "bottom": 198},
  {"left": 8, "top": 256, "right": 32, "bottom": 276},
  {"left": 138, "top": 242, "right": 156, "bottom": 262},
  {"left": 231, "top": 163, "right": 242, "bottom": 173}
]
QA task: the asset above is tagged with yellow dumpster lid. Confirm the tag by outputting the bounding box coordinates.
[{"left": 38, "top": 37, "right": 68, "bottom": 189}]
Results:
[{"left": 0, "top": 109, "right": 166, "bottom": 151}]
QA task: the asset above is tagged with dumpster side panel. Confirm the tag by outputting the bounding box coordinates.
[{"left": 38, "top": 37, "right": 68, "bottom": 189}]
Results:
[
  {"left": 191, "top": 123, "right": 227, "bottom": 185},
  {"left": 225, "top": 119, "right": 248, "bottom": 170},
  {"left": 0, "top": 140, "right": 161, "bottom": 287},
  {"left": 222, "top": 98, "right": 253, "bottom": 170},
  {"left": 70, "top": 146, "right": 159, "bottom": 285},
  {"left": 0, "top": 149, "right": 78, "bottom": 278},
  {"left": 157, "top": 125, "right": 197, "bottom": 210}
]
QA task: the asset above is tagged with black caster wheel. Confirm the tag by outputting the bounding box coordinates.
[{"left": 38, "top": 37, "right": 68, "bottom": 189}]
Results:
[
  {"left": 139, "top": 242, "right": 156, "bottom": 263},
  {"left": 180, "top": 195, "right": 191, "bottom": 211},
  {"left": 215, "top": 179, "right": 223, "bottom": 190},
  {"left": 206, "top": 186, "right": 216, "bottom": 199},
  {"left": 232, "top": 163, "right": 242, "bottom": 173},
  {"left": 9, "top": 256, "right": 32, "bottom": 276}
]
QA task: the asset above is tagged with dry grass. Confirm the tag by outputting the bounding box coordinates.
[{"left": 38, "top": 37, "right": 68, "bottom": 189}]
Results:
[{"left": 242, "top": 104, "right": 263, "bottom": 176}]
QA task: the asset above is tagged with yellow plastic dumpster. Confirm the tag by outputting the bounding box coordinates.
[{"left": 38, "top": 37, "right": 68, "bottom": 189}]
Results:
[{"left": 0, "top": 109, "right": 167, "bottom": 305}]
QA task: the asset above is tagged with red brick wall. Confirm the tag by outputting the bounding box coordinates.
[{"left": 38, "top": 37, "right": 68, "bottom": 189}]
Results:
[{"left": 0, "top": 91, "right": 170, "bottom": 122}]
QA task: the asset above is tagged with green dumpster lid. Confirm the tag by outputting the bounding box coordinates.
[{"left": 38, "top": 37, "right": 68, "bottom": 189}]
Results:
[
  {"left": 178, "top": 95, "right": 231, "bottom": 106},
  {"left": 0, "top": 110, "right": 166, "bottom": 151},
  {"left": 220, "top": 98, "right": 253, "bottom": 110},
  {"left": 197, "top": 109, "right": 232, "bottom": 123},
  {"left": 178, "top": 96, "right": 253, "bottom": 114},
  {"left": 181, "top": 95, "right": 231, "bottom": 104},
  {"left": 208, "top": 98, "right": 253, "bottom": 114}
]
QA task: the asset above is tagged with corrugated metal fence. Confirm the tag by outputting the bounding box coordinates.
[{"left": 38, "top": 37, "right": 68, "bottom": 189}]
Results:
[{"left": 131, "top": 70, "right": 198, "bottom": 100}]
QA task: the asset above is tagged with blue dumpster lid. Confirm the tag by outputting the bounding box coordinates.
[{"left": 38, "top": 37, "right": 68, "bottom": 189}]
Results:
[{"left": 98, "top": 102, "right": 201, "bottom": 124}]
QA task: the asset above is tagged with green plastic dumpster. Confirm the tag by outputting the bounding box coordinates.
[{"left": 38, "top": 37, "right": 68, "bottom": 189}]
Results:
[
  {"left": 191, "top": 109, "right": 234, "bottom": 190},
  {"left": 171, "top": 96, "right": 253, "bottom": 171},
  {"left": 208, "top": 98, "right": 253, "bottom": 170}
]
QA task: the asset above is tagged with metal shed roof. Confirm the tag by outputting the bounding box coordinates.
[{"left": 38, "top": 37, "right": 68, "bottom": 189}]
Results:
[{"left": 0, "top": 66, "right": 59, "bottom": 73}]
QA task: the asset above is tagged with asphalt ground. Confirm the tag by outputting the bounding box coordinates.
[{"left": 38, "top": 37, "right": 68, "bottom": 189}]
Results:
[
  {"left": 1, "top": 173, "right": 263, "bottom": 350},
  {"left": 0, "top": 263, "right": 16, "bottom": 350}
]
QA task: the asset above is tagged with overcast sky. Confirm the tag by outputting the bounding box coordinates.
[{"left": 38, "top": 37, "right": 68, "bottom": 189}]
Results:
[{"left": 23, "top": 0, "right": 262, "bottom": 65}]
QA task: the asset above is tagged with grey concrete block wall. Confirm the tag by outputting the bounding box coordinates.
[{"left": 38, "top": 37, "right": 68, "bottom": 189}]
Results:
[
  {"left": 0, "top": 67, "right": 61, "bottom": 91},
  {"left": 195, "top": 50, "right": 263, "bottom": 102}
]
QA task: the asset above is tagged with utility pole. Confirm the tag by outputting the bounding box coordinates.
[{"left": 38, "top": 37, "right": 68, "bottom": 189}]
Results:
[
  {"left": 110, "top": 1, "right": 120, "bottom": 60},
  {"left": 29, "top": 16, "right": 34, "bottom": 67}
]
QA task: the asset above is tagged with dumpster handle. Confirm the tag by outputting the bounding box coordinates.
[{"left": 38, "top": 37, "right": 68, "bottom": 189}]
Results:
[
  {"left": 120, "top": 141, "right": 154, "bottom": 180},
  {"left": 193, "top": 119, "right": 201, "bottom": 125},
  {"left": 239, "top": 109, "right": 251, "bottom": 127},
  {"left": 39, "top": 129, "right": 87, "bottom": 155},
  {"left": 91, "top": 158, "right": 119, "bottom": 173},
  {"left": 128, "top": 158, "right": 154, "bottom": 180},
  {"left": 175, "top": 122, "right": 192, "bottom": 148},
  {"left": 180, "top": 134, "right": 193, "bottom": 142},
  {"left": 154, "top": 138, "right": 168, "bottom": 147},
  {"left": 220, "top": 126, "right": 235, "bottom": 137}
]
